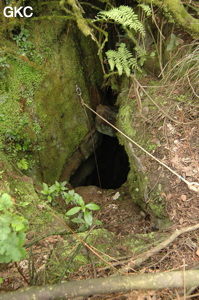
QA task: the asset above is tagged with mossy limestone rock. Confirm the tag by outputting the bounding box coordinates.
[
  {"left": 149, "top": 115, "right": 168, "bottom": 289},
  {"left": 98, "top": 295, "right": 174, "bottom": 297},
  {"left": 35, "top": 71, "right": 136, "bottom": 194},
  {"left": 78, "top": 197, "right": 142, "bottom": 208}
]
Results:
[
  {"left": 30, "top": 21, "right": 103, "bottom": 183},
  {"left": 116, "top": 85, "right": 166, "bottom": 219}
]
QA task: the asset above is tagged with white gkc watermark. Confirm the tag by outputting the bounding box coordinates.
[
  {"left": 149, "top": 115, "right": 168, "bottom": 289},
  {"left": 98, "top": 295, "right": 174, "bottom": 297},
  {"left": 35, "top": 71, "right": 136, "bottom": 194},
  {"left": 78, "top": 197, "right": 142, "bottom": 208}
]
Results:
[{"left": 3, "top": 6, "right": 33, "bottom": 18}]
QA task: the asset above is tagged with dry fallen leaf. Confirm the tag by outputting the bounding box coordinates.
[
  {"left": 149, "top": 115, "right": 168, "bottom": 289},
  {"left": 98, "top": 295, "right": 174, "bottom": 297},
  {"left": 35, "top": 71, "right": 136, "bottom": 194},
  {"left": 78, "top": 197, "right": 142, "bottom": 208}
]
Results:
[
  {"left": 180, "top": 194, "right": 187, "bottom": 201},
  {"left": 112, "top": 191, "right": 120, "bottom": 200}
]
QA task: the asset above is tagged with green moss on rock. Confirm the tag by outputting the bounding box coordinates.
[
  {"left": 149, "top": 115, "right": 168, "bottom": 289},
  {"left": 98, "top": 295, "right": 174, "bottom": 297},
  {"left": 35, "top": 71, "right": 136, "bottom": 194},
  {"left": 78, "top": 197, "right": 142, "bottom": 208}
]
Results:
[
  {"left": 116, "top": 83, "right": 166, "bottom": 218},
  {"left": 1, "top": 17, "right": 103, "bottom": 184}
]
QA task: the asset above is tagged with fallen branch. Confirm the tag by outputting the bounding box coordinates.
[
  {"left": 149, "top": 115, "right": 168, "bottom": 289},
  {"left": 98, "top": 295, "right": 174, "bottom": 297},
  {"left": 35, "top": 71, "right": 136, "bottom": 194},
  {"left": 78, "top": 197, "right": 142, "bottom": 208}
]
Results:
[
  {"left": 121, "top": 223, "right": 199, "bottom": 272},
  {"left": 1, "top": 270, "right": 199, "bottom": 300}
]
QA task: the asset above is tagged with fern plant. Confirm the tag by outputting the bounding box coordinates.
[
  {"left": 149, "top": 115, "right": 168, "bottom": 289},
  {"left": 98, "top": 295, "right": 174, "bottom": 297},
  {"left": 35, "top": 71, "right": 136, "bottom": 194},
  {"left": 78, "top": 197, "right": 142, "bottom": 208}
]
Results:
[
  {"left": 96, "top": 5, "right": 145, "bottom": 36},
  {"left": 106, "top": 43, "right": 140, "bottom": 76},
  {"left": 138, "top": 4, "right": 152, "bottom": 17}
]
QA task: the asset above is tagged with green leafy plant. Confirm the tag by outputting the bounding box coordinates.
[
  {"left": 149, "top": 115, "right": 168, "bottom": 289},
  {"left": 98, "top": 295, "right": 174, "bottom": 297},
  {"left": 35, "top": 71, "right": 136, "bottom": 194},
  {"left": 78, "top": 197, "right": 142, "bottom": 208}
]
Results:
[
  {"left": 95, "top": 5, "right": 152, "bottom": 77},
  {"left": 65, "top": 190, "right": 100, "bottom": 228},
  {"left": 12, "top": 28, "right": 43, "bottom": 63},
  {"left": 13, "top": 28, "right": 33, "bottom": 53},
  {"left": 41, "top": 181, "right": 68, "bottom": 204},
  {"left": 0, "top": 193, "right": 28, "bottom": 263},
  {"left": 96, "top": 5, "right": 145, "bottom": 36},
  {"left": 106, "top": 43, "right": 140, "bottom": 76},
  {"left": 17, "top": 158, "right": 29, "bottom": 170},
  {"left": 41, "top": 182, "right": 101, "bottom": 229},
  {"left": 166, "top": 33, "right": 181, "bottom": 52}
]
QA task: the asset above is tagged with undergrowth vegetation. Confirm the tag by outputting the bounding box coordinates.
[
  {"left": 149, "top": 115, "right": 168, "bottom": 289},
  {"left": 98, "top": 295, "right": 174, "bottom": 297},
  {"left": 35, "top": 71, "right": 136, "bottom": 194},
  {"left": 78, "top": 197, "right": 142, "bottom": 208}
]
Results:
[
  {"left": 94, "top": 4, "right": 152, "bottom": 77},
  {"left": 163, "top": 41, "right": 199, "bottom": 102},
  {"left": 0, "top": 193, "right": 28, "bottom": 263},
  {"left": 41, "top": 181, "right": 101, "bottom": 230},
  {"left": 0, "top": 28, "right": 44, "bottom": 170}
]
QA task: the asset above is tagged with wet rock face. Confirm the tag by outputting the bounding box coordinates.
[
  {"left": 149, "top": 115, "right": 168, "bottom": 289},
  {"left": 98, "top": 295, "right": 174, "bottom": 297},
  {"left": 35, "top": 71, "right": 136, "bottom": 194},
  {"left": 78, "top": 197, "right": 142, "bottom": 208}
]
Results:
[
  {"left": 60, "top": 129, "right": 102, "bottom": 184},
  {"left": 69, "top": 155, "right": 96, "bottom": 187},
  {"left": 95, "top": 105, "right": 118, "bottom": 137}
]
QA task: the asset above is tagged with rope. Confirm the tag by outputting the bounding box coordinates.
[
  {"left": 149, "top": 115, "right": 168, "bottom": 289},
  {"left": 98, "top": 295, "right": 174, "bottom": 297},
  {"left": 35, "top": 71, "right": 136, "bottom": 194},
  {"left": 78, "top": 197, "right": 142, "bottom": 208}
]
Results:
[
  {"left": 76, "top": 85, "right": 102, "bottom": 188},
  {"left": 75, "top": 85, "right": 199, "bottom": 193}
]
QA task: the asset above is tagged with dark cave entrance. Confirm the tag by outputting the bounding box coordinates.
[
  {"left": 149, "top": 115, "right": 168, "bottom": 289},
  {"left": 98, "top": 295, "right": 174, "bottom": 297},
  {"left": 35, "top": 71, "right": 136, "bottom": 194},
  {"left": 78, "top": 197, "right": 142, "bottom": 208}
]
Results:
[
  {"left": 91, "top": 135, "right": 130, "bottom": 189},
  {"left": 70, "top": 135, "right": 130, "bottom": 189}
]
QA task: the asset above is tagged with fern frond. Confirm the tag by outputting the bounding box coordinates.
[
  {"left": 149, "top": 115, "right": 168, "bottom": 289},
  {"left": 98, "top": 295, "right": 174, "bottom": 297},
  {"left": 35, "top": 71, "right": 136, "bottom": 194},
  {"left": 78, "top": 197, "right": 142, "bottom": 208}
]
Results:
[
  {"left": 106, "top": 43, "right": 140, "bottom": 77},
  {"left": 106, "top": 50, "right": 116, "bottom": 71},
  {"left": 138, "top": 4, "right": 152, "bottom": 17},
  {"left": 96, "top": 5, "right": 145, "bottom": 36}
]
